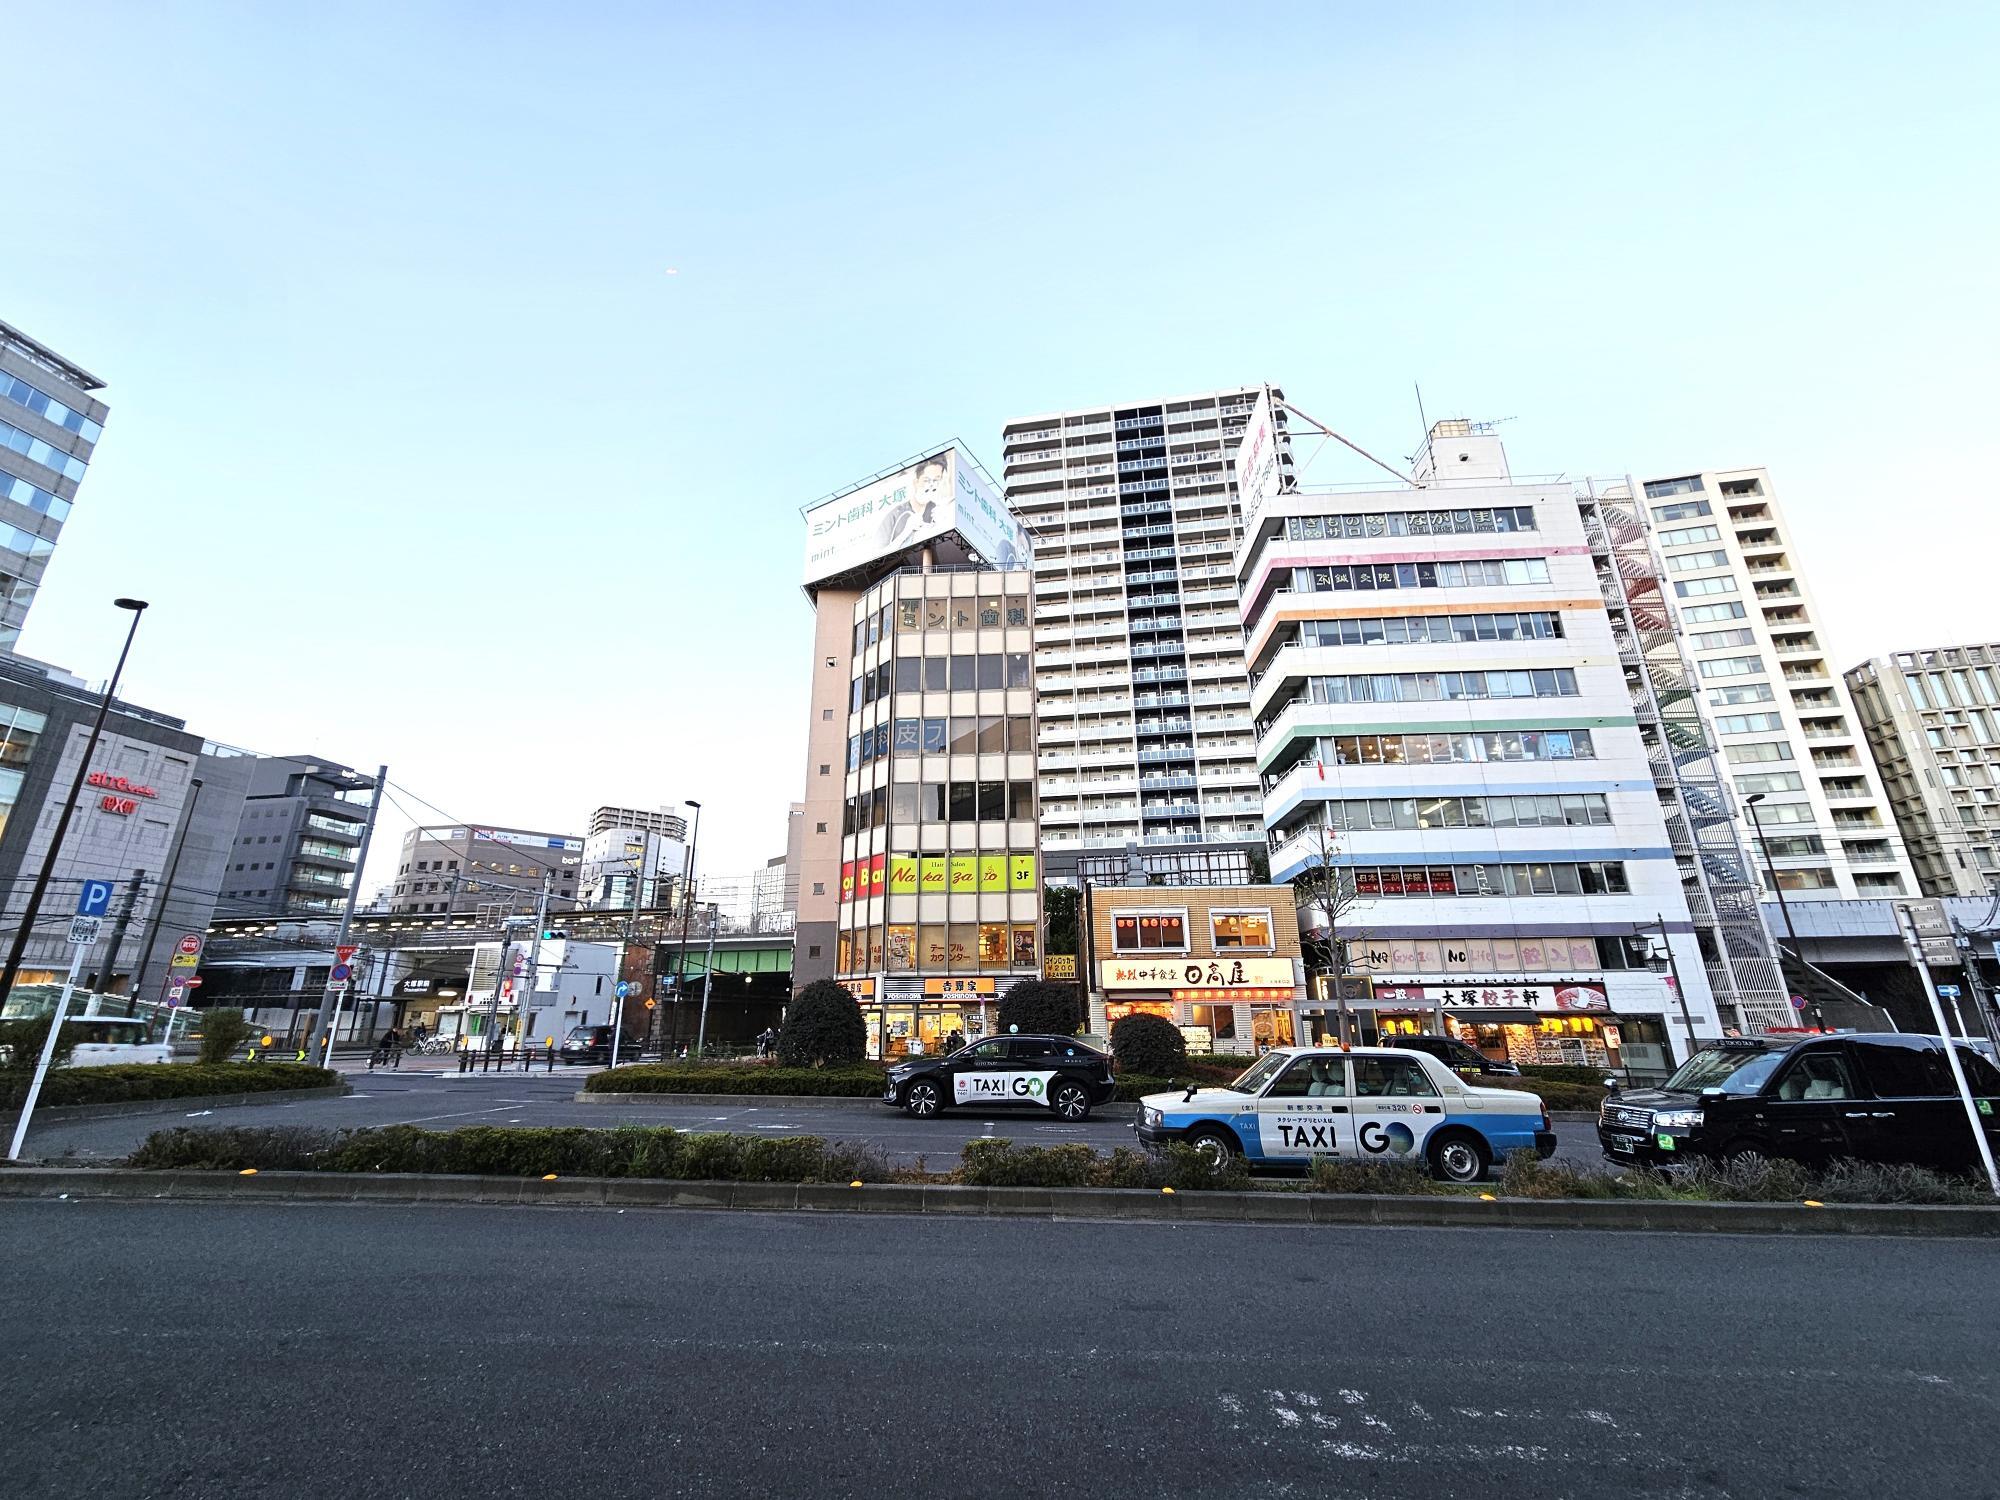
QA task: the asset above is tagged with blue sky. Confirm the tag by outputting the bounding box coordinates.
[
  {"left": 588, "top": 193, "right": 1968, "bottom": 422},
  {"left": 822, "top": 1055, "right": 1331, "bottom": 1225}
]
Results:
[{"left": 5, "top": 2, "right": 1995, "bottom": 891}]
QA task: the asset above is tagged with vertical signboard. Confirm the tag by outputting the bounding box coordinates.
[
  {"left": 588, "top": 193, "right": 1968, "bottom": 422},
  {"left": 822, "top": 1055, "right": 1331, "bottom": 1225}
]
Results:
[{"left": 1233, "top": 386, "right": 1282, "bottom": 528}]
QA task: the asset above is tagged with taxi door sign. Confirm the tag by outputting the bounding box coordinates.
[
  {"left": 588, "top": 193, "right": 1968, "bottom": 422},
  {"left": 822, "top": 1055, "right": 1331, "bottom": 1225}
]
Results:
[{"left": 953, "top": 1070, "right": 1056, "bottom": 1106}]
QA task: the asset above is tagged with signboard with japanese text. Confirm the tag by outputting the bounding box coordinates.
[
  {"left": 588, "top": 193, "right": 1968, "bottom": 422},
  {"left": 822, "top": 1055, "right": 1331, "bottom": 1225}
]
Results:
[
  {"left": 1044, "top": 954, "right": 1077, "bottom": 980},
  {"left": 1232, "top": 387, "right": 1282, "bottom": 528},
  {"left": 803, "top": 446, "right": 1031, "bottom": 587},
  {"left": 1371, "top": 981, "right": 1609, "bottom": 1013},
  {"left": 1101, "top": 956, "right": 1297, "bottom": 991},
  {"left": 924, "top": 977, "right": 996, "bottom": 996}
]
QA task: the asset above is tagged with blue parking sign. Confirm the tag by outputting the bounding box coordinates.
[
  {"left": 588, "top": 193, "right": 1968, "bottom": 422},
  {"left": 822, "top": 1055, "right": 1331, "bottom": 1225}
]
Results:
[{"left": 76, "top": 880, "right": 114, "bottom": 918}]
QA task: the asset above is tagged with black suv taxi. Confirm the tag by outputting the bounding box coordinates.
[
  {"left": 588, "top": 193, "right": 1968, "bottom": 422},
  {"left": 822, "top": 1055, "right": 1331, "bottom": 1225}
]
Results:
[
  {"left": 884, "top": 1034, "right": 1117, "bottom": 1122},
  {"left": 1387, "top": 1032, "right": 1522, "bottom": 1078},
  {"left": 1599, "top": 1033, "right": 2000, "bottom": 1173}
]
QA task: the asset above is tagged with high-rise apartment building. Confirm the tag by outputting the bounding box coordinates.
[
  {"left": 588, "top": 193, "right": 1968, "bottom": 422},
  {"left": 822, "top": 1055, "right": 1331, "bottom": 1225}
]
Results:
[
  {"left": 1632, "top": 466, "right": 1916, "bottom": 901},
  {"left": 1846, "top": 642, "right": 2000, "bottom": 897},
  {"left": 1000, "top": 387, "right": 1292, "bottom": 878},
  {"left": 0, "top": 319, "right": 108, "bottom": 653},
  {"left": 797, "top": 445, "right": 1038, "bottom": 1053},
  {"left": 578, "top": 804, "right": 688, "bottom": 910},
  {"left": 1240, "top": 422, "right": 1724, "bottom": 1074},
  {"left": 220, "top": 757, "right": 377, "bottom": 917},
  {"left": 387, "top": 823, "right": 582, "bottom": 915}
]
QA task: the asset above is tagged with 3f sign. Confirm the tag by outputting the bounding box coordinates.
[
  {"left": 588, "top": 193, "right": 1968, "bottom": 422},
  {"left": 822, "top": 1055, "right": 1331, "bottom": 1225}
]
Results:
[{"left": 75, "top": 880, "right": 114, "bottom": 918}]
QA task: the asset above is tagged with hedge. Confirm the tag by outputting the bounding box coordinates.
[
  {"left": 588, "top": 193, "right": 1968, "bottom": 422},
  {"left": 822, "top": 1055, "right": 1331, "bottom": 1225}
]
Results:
[
  {"left": 1475, "top": 1076, "right": 1608, "bottom": 1110},
  {"left": 1, "top": 1063, "right": 338, "bottom": 1110},
  {"left": 958, "top": 1138, "right": 1248, "bottom": 1191},
  {"left": 584, "top": 1064, "right": 887, "bottom": 1098},
  {"left": 129, "top": 1124, "right": 891, "bottom": 1183}
]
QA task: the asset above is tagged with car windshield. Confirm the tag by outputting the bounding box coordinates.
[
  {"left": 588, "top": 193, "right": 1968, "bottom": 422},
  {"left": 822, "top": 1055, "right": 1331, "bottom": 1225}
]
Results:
[
  {"left": 1225, "top": 1054, "right": 1291, "bottom": 1094},
  {"left": 1662, "top": 1047, "right": 1784, "bottom": 1095}
]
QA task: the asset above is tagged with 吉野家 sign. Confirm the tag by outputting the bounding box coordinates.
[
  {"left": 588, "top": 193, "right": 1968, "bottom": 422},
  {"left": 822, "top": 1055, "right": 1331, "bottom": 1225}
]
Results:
[
  {"left": 923, "top": 977, "right": 995, "bottom": 997},
  {"left": 1101, "top": 957, "right": 1297, "bottom": 991}
]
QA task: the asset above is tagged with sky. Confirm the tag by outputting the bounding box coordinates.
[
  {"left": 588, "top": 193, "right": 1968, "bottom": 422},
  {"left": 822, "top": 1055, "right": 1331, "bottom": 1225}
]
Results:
[{"left": 4, "top": 1, "right": 1996, "bottom": 898}]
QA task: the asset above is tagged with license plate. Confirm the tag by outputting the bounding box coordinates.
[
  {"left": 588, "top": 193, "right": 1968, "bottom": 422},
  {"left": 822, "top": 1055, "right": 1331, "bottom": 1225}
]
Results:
[{"left": 1607, "top": 1134, "right": 1639, "bottom": 1154}]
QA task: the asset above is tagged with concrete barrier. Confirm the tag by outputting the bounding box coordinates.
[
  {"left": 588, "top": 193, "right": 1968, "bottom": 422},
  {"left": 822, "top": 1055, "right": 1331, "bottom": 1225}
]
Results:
[{"left": 2, "top": 1165, "right": 1994, "bottom": 1236}]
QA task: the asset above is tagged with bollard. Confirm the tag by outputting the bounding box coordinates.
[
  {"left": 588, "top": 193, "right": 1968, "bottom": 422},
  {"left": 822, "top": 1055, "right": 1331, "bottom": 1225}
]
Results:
[
  {"left": 458, "top": 1048, "right": 470, "bottom": 1075},
  {"left": 546, "top": 1046, "right": 555, "bottom": 1073}
]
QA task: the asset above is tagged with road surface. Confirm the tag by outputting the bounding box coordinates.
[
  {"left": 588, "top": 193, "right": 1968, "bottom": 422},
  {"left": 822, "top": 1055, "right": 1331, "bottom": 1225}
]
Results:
[{"left": 0, "top": 1199, "right": 1989, "bottom": 1498}]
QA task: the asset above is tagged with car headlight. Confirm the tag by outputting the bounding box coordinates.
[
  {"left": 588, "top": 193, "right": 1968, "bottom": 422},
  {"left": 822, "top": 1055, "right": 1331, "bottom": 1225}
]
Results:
[
  {"left": 1142, "top": 1106, "right": 1160, "bottom": 1126},
  {"left": 1652, "top": 1110, "right": 1704, "bottom": 1129}
]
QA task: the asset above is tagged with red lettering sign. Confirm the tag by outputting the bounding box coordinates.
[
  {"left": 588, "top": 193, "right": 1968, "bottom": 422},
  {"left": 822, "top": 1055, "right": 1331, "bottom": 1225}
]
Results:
[
  {"left": 87, "top": 772, "right": 158, "bottom": 799},
  {"left": 100, "top": 795, "right": 139, "bottom": 816}
]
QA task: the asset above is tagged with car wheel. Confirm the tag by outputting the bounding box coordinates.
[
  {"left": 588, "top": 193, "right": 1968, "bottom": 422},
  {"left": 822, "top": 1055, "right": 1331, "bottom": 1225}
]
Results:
[
  {"left": 1185, "top": 1126, "right": 1239, "bottom": 1168},
  {"left": 1427, "top": 1130, "right": 1489, "bottom": 1184},
  {"left": 1050, "top": 1080, "right": 1091, "bottom": 1122},
  {"left": 905, "top": 1079, "right": 943, "bottom": 1119}
]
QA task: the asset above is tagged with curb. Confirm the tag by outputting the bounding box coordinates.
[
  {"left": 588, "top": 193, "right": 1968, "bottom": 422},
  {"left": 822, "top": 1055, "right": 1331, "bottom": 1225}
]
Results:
[
  {"left": 2, "top": 1167, "right": 1993, "bottom": 1236},
  {"left": 0, "top": 1083, "right": 350, "bottom": 1129},
  {"left": 574, "top": 1090, "right": 1140, "bottom": 1120}
]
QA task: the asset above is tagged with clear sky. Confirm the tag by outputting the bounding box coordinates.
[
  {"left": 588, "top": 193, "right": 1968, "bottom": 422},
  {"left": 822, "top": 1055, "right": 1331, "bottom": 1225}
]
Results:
[{"left": 5, "top": 2, "right": 1996, "bottom": 896}]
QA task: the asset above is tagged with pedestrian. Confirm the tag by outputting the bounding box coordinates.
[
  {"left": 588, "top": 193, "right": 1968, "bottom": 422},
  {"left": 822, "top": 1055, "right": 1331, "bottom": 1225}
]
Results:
[
  {"left": 946, "top": 1028, "right": 965, "bottom": 1054},
  {"left": 382, "top": 1026, "right": 403, "bottom": 1069}
]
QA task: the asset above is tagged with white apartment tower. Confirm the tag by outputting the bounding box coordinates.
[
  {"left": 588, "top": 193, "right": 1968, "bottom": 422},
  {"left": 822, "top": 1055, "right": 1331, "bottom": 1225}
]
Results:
[
  {"left": 1001, "top": 387, "right": 1294, "bottom": 878},
  {"left": 1633, "top": 467, "right": 1916, "bottom": 901}
]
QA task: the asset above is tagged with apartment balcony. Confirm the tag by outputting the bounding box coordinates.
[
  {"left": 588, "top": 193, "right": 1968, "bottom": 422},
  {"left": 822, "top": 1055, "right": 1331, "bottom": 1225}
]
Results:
[
  {"left": 1755, "top": 582, "right": 1802, "bottom": 600},
  {"left": 1137, "top": 747, "right": 1197, "bottom": 765},
  {"left": 1773, "top": 639, "right": 1823, "bottom": 657},
  {"left": 1141, "top": 801, "right": 1202, "bottom": 819},
  {"left": 1139, "top": 773, "right": 1198, "bottom": 790}
]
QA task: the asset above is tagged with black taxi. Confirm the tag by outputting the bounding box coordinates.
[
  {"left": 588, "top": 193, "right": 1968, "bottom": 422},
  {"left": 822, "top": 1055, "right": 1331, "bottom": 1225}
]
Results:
[
  {"left": 1599, "top": 1033, "right": 2000, "bottom": 1173},
  {"left": 883, "top": 1034, "right": 1117, "bottom": 1122}
]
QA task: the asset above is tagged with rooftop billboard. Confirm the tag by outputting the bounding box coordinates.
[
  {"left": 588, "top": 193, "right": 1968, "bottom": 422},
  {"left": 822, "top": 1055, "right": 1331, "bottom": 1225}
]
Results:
[{"left": 803, "top": 447, "right": 1029, "bottom": 588}]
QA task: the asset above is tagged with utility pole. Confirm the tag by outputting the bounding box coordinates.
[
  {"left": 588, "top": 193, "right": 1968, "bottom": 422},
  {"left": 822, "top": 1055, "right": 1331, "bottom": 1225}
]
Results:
[
  {"left": 695, "top": 900, "right": 719, "bottom": 1057},
  {"left": 520, "top": 872, "right": 552, "bottom": 1052},
  {"left": 306, "top": 763, "right": 388, "bottom": 1065},
  {"left": 619, "top": 844, "right": 645, "bottom": 1057},
  {"left": 1952, "top": 916, "right": 2000, "bottom": 1049},
  {"left": 93, "top": 868, "right": 146, "bottom": 1002},
  {"left": 669, "top": 800, "right": 702, "bottom": 1055},
  {"left": 1743, "top": 793, "right": 1803, "bottom": 959},
  {"left": 1644, "top": 914, "right": 1701, "bottom": 1066},
  {"left": 1894, "top": 904, "right": 2000, "bottom": 1197},
  {"left": 130, "top": 777, "right": 201, "bottom": 1006}
]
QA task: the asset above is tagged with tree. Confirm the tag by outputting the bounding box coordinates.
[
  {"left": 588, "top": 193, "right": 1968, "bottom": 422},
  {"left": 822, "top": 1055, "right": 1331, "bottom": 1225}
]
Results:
[
  {"left": 1043, "top": 884, "right": 1080, "bottom": 960},
  {"left": 1111, "top": 1012, "right": 1186, "bottom": 1077},
  {"left": 198, "top": 1007, "right": 254, "bottom": 1065},
  {"left": 0, "top": 1015, "right": 83, "bottom": 1100},
  {"left": 1292, "top": 819, "right": 1365, "bottom": 1043},
  {"left": 997, "top": 979, "right": 1080, "bottom": 1038},
  {"left": 777, "top": 980, "right": 866, "bottom": 1067}
]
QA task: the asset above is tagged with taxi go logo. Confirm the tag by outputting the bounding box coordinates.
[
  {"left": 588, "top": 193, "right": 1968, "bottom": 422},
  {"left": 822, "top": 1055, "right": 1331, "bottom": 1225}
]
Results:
[
  {"left": 1011, "top": 1076, "right": 1046, "bottom": 1098},
  {"left": 1360, "top": 1121, "right": 1417, "bottom": 1156}
]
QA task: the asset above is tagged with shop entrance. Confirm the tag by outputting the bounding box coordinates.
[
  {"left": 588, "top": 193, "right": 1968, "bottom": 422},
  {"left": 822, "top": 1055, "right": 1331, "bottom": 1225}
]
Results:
[{"left": 869, "top": 1003, "right": 993, "bottom": 1059}]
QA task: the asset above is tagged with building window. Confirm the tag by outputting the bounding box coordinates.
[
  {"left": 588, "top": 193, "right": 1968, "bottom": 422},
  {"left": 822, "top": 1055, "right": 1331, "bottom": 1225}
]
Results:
[
  {"left": 812, "top": 882, "right": 825, "bottom": 896},
  {"left": 1112, "top": 911, "right": 1188, "bottom": 952},
  {"left": 1211, "top": 910, "right": 1273, "bottom": 949},
  {"left": 815, "top": 821, "right": 827, "bottom": 834}
]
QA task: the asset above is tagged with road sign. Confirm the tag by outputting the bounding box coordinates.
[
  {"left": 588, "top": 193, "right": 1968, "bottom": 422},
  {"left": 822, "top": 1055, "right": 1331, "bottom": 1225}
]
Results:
[
  {"left": 176, "top": 934, "right": 201, "bottom": 957},
  {"left": 335, "top": 944, "right": 357, "bottom": 965},
  {"left": 1938, "top": 984, "right": 1961, "bottom": 999},
  {"left": 1900, "top": 899, "right": 1959, "bottom": 968},
  {"left": 330, "top": 963, "right": 352, "bottom": 982},
  {"left": 66, "top": 915, "right": 101, "bottom": 946},
  {"left": 1790, "top": 994, "right": 1808, "bottom": 1011},
  {"left": 616, "top": 981, "right": 633, "bottom": 999},
  {"left": 75, "top": 880, "right": 113, "bottom": 918}
]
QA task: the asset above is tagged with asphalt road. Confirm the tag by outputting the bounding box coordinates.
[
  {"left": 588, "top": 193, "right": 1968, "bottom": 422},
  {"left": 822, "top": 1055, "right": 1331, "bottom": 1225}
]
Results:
[
  {"left": 1, "top": 1200, "right": 1991, "bottom": 1499},
  {"left": 19, "top": 1066, "right": 1607, "bottom": 1170}
]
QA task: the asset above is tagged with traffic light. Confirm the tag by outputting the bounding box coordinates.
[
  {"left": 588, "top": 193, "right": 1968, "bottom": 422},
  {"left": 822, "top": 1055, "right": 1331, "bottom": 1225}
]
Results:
[{"left": 541, "top": 928, "right": 567, "bottom": 941}]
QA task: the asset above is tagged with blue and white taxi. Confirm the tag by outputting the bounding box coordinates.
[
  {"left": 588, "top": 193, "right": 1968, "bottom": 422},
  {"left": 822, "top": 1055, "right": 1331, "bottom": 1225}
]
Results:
[{"left": 1134, "top": 1046, "right": 1556, "bottom": 1182}]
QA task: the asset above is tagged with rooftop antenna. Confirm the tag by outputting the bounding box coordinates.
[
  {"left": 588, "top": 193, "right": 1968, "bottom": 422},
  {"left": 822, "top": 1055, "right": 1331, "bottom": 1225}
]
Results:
[{"left": 1414, "top": 381, "right": 1429, "bottom": 438}]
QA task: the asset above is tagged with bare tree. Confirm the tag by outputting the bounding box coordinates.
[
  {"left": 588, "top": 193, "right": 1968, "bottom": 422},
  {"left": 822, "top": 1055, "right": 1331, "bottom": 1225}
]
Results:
[{"left": 1291, "top": 818, "right": 1367, "bottom": 1044}]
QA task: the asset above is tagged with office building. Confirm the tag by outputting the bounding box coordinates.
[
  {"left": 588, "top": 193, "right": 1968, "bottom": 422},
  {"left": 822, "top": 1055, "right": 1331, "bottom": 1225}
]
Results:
[
  {"left": 0, "top": 653, "right": 252, "bottom": 1003},
  {"left": 0, "top": 319, "right": 108, "bottom": 653},
  {"left": 797, "top": 445, "right": 1040, "bottom": 1049},
  {"left": 218, "top": 756, "right": 377, "bottom": 917},
  {"left": 1846, "top": 642, "right": 2000, "bottom": 897},
  {"left": 1632, "top": 466, "right": 1916, "bottom": 901},
  {"left": 1239, "top": 421, "right": 1724, "bottom": 1073},
  {"left": 387, "top": 822, "right": 582, "bottom": 915},
  {"left": 1000, "top": 386, "right": 1293, "bottom": 878},
  {"left": 578, "top": 804, "right": 688, "bottom": 910}
]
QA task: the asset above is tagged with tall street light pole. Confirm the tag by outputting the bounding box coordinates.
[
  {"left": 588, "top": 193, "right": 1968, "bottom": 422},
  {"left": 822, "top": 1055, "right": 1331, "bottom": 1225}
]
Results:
[
  {"left": 1744, "top": 793, "right": 1804, "bottom": 960},
  {"left": 668, "top": 799, "right": 701, "bottom": 1054},
  {"left": 0, "top": 598, "right": 148, "bottom": 1008},
  {"left": 130, "top": 776, "right": 203, "bottom": 1008}
]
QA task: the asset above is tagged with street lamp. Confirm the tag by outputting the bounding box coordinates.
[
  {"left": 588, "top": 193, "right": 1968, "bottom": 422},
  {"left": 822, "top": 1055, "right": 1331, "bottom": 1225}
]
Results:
[
  {"left": 1632, "top": 913, "right": 1700, "bottom": 1066},
  {"left": 1743, "top": 793, "right": 1805, "bottom": 962},
  {"left": 0, "top": 598, "right": 149, "bottom": 1007},
  {"left": 667, "top": 799, "right": 702, "bottom": 1053}
]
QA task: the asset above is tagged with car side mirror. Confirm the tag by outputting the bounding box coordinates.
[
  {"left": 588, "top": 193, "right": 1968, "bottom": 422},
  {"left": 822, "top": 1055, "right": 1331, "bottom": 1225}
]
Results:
[
  {"left": 1181, "top": 1081, "right": 1197, "bottom": 1103},
  {"left": 1700, "top": 1086, "right": 1723, "bottom": 1099},
  {"left": 1602, "top": 1075, "right": 1619, "bottom": 1093}
]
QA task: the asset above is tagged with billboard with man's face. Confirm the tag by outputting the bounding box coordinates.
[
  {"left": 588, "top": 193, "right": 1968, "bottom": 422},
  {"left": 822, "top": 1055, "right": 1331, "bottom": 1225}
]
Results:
[{"left": 803, "top": 446, "right": 1030, "bottom": 587}]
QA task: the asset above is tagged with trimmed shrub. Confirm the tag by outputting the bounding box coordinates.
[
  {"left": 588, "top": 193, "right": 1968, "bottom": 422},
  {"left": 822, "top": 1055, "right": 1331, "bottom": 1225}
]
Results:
[
  {"left": 1306, "top": 1158, "right": 1442, "bottom": 1196},
  {"left": 1473, "top": 1075, "right": 1608, "bottom": 1111},
  {"left": 996, "top": 980, "right": 1080, "bottom": 1038},
  {"left": 1111, "top": 1013, "right": 1186, "bottom": 1079},
  {"left": 0, "top": 1016, "right": 84, "bottom": 1093},
  {"left": 1516, "top": 1063, "right": 1613, "bottom": 1087},
  {"left": 197, "top": 1008, "right": 253, "bottom": 1065},
  {"left": 15, "top": 1062, "right": 337, "bottom": 1110},
  {"left": 778, "top": 980, "right": 867, "bottom": 1067},
  {"left": 129, "top": 1125, "right": 337, "bottom": 1172},
  {"left": 959, "top": 1139, "right": 1098, "bottom": 1187},
  {"left": 1806, "top": 1158, "right": 1991, "bottom": 1206},
  {"left": 583, "top": 1064, "right": 884, "bottom": 1097},
  {"left": 956, "top": 1138, "right": 1248, "bottom": 1191}
]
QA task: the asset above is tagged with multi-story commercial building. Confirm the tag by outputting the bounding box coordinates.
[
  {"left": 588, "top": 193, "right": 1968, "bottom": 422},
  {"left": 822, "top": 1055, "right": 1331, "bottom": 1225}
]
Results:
[
  {"left": 577, "top": 804, "right": 688, "bottom": 910},
  {"left": 218, "top": 757, "right": 377, "bottom": 917},
  {"left": 796, "top": 445, "right": 1039, "bottom": 1050},
  {"left": 0, "top": 320, "right": 107, "bottom": 654},
  {"left": 1000, "top": 386, "right": 1293, "bottom": 878},
  {"left": 0, "top": 654, "right": 252, "bottom": 1005},
  {"left": 386, "top": 822, "right": 582, "bottom": 915},
  {"left": 1846, "top": 642, "right": 2000, "bottom": 897},
  {"left": 1239, "top": 422, "right": 1724, "bottom": 1074},
  {"left": 1632, "top": 466, "right": 1915, "bottom": 901}
]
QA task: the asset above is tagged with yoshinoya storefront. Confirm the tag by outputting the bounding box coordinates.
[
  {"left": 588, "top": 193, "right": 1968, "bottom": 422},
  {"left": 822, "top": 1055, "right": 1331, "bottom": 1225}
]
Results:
[
  {"left": 1331, "top": 972, "right": 1685, "bottom": 1078},
  {"left": 1097, "top": 956, "right": 1307, "bottom": 1054}
]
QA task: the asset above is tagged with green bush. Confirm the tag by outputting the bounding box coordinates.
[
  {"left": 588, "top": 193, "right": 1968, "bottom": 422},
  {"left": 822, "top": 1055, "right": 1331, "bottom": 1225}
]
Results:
[
  {"left": 197, "top": 1008, "right": 254, "bottom": 1065},
  {"left": 129, "top": 1123, "right": 891, "bottom": 1183},
  {"left": 955, "top": 1137, "right": 1248, "bottom": 1191},
  {"left": 778, "top": 980, "right": 867, "bottom": 1067},
  {"left": 10, "top": 1062, "right": 336, "bottom": 1110},
  {"left": 997, "top": 979, "right": 1080, "bottom": 1038},
  {"left": 959, "top": 1139, "right": 1098, "bottom": 1187},
  {"left": 1807, "top": 1158, "right": 1992, "bottom": 1206},
  {"left": 0, "top": 1016, "right": 84, "bottom": 1091},
  {"left": 1516, "top": 1063, "right": 1613, "bottom": 1086},
  {"left": 1191, "top": 1053, "right": 1258, "bottom": 1072},
  {"left": 583, "top": 1063, "right": 885, "bottom": 1097},
  {"left": 1473, "top": 1076, "right": 1607, "bottom": 1110},
  {"left": 1111, "top": 1012, "right": 1187, "bottom": 1078},
  {"left": 1306, "top": 1158, "right": 1442, "bottom": 1195}
]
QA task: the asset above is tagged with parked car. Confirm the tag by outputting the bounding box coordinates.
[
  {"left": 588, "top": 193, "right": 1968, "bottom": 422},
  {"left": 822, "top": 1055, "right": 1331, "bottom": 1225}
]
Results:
[
  {"left": 1598, "top": 1033, "right": 2000, "bottom": 1174},
  {"left": 66, "top": 1017, "right": 172, "bottom": 1067},
  {"left": 1135, "top": 1046, "right": 1555, "bottom": 1183},
  {"left": 1382, "top": 1032, "right": 1522, "bottom": 1077},
  {"left": 558, "top": 1025, "right": 627, "bottom": 1065},
  {"left": 884, "top": 1034, "right": 1117, "bottom": 1122}
]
